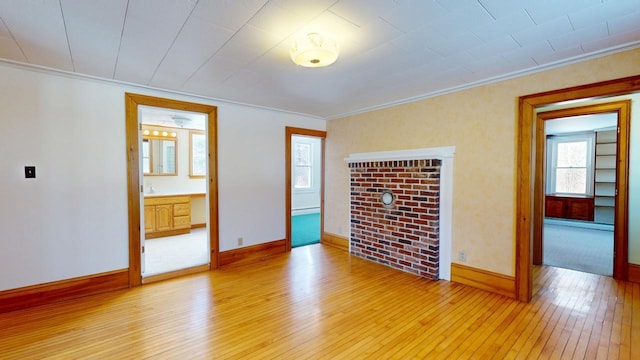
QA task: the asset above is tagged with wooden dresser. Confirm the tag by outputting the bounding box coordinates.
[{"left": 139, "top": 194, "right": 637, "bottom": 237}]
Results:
[{"left": 144, "top": 195, "right": 191, "bottom": 239}]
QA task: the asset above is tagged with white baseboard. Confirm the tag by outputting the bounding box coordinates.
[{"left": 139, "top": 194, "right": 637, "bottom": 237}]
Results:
[
  {"left": 292, "top": 208, "right": 320, "bottom": 216},
  {"left": 544, "top": 218, "right": 614, "bottom": 231}
]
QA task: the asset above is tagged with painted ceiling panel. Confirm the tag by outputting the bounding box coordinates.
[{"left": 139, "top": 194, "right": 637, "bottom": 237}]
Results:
[
  {"left": 60, "top": 0, "right": 127, "bottom": 78},
  {"left": 0, "top": 0, "right": 638, "bottom": 119},
  {"left": 149, "top": 17, "right": 234, "bottom": 89},
  {"left": 0, "top": 0, "right": 72, "bottom": 70},
  {"left": 568, "top": 0, "right": 640, "bottom": 29},
  {"left": 114, "top": 0, "right": 196, "bottom": 84},
  {"left": 0, "top": 18, "right": 24, "bottom": 61},
  {"left": 524, "top": 0, "right": 601, "bottom": 24}
]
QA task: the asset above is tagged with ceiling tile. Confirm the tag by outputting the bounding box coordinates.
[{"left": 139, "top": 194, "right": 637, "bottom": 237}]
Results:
[
  {"left": 349, "top": 17, "right": 404, "bottom": 51},
  {"left": 607, "top": 11, "right": 640, "bottom": 35},
  {"left": 247, "top": 1, "right": 310, "bottom": 39},
  {"left": 329, "top": 0, "right": 399, "bottom": 27},
  {"left": 435, "top": 0, "right": 496, "bottom": 28},
  {"left": 470, "top": 9, "right": 535, "bottom": 42},
  {"left": 581, "top": 29, "right": 640, "bottom": 53},
  {"left": 466, "top": 35, "right": 521, "bottom": 58},
  {"left": 511, "top": 16, "right": 574, "bottom": 46},
  {"left": 381, "top": 0, "right": 450, "bottom": 33},
  {"left": 500, "top": 40, "right": 553, "bottom": 65},
  {"left": 0, "top": 18, "right": 25, "bottom": 61},
  {"left": 149, "top": 17, "right": 234, "bottom": 89},
  {"left": 477, "top": 0, "right": 530, "bottom": 20},
  {"left": 568, "top": 0, "right": 640, "bottom": 29},
  {"left": 0, "top": 0, "right": 72, "bottom": 70},
  {"left": 525, "top": 0, "right": 600, "bottom": 24},
  {"left": 60, "top": 0, "right": 127, "bottom": 78},
  {"left": 269, "top": 0, "right": 337, "bottom": 22},
  {"left": 532, "top": 45, "right": 584, "bottom": 65},
  {"left": 114, "top": 0, "right": 197, "bottom": 84},
  {"left": 424, "top": 30, "right": 483, "bottom": 57},
  {"left": 192, "top": 0, "right": 268, "bottom": 32},
  {"left": 547, "top": 22, "right": 609, "bottom": 51}
]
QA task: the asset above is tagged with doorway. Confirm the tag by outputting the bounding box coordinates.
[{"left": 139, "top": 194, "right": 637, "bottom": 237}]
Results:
[
  {"left": 538, "top": 111, "right": 618, "bottom": 276},
  {"left": 516, "top": 75, "right": 640, "bottom": 302},
  {"left": 139, "top": 106, "right": 209, "bottom": 280},
  {"left": 285, "top": 127, "right": 327, "bottom": 251},
  {"left": 125, "top": 93, "right": 218, "bottom": 287}
]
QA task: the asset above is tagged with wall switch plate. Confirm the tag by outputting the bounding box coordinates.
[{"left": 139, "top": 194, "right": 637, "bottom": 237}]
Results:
[{"left": 25, "top": 166, "right": 36, "bottom": 178}]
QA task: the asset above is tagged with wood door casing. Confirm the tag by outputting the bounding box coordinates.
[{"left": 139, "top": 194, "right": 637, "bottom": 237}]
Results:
[
  {"left": 125, "top": 93, "right": 218, "bottom": 287},
  {"left": 517, "top": 75, "right": 639, "bottom": 302},
  {"left": 285, "top": 127, "right": 327, "bottom": 252}
]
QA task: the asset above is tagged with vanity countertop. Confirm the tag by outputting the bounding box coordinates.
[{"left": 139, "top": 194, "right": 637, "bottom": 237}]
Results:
[{"left": 144, "top": 192, "right": 206, "bottom": 198}]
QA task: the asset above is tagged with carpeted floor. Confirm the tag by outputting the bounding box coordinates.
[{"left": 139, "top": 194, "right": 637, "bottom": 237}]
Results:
[
  {"left": 543, "top": 223, "right": 613, "bottom": 276},
  {"left": 292, "top": 213, "right": 320, "bottom": 248},
  {"left": 144, "top": 228, "right": 209, "bottom": 276}
]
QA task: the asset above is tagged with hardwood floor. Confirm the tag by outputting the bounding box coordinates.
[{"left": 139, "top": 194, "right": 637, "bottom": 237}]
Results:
[{"left": 0, "top": 244, "right": 638, "bottom": 359}]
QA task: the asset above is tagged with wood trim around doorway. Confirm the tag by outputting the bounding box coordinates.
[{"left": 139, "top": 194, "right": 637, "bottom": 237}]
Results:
[
  {"left": 534, "top": 101, "right": 630, "bottom": 275},
  {"left": 125, "top": 93, "right": 218, "bottom": 287},
  {"left": 516, "top": 75, "right": 640, "bottom": 302},
  {"left": 285, "top": 127, "right": 327, "bottom": 251}
]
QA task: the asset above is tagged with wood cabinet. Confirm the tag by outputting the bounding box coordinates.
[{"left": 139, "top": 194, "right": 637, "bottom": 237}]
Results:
[
  {"left": 545, "top": 195, "right": 594, "bottom": 221},
  {"left": 144, "top": 195, "right": 191, "bottom": 239}
]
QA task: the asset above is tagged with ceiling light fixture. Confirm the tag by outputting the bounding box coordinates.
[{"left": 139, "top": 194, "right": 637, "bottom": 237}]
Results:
[
  {"left": 172, "top": 115, "right": 190, "bottom": 128},
  {"left": 290, "top": 33, "right": 338, "bottom": 68}
]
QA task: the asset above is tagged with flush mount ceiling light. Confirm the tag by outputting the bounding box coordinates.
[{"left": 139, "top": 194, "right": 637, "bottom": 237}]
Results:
[
  {"left": 290, "top": 33, "right": 339, "bottom": 68},
  {"left": 171, "top": 115, "right": 190, "bottom": 128}
]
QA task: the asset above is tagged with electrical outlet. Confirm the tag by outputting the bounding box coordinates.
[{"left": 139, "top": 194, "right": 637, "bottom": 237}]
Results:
[
  {"left": 458, "top": 250, "right": 467, "bottom": 262},
  {"left": 237, "top": 237, "right": 243, "bottom": 246},
  {"left": 338, "top": 226, "right": 342, "bottom": 234}
]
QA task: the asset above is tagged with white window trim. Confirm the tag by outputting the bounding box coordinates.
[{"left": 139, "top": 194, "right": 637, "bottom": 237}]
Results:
[
  {"left": 293, "top": 142, "right": 314, "bottom": 192},
  {"left": 546, "top": 133, "right": 595, "bottom": 196}
]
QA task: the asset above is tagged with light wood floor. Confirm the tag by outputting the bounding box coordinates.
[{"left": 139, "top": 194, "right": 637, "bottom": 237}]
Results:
[{"left": 0, "top": 244, "right": 638, "bottom": 359}]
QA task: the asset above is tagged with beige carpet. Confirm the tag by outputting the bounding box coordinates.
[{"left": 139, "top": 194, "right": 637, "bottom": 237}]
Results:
[
  {"left": 144, "top": 228, "right": 209, "bottom": 276},
  {"left": 543, "top": 223, "right": 613, "bottom": 276}
]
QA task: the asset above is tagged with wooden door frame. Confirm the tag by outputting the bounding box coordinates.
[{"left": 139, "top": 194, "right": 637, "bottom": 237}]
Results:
[
  {"left": 533, "top": 101, "right": 630, "bottom": 273},
  {"left": 125, "top": 93, "right": 218, "bottom": 287},
  {"left": 516, "top": 75, "right": 640, "bottom": 302},
  {"left": 285, "top": 127, "right": 327, "bottom": 251}
]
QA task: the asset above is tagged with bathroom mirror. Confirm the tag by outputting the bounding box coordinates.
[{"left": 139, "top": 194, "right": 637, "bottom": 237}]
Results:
[{"left": 143, "top": 138, "right": 177, "bottom": 175}]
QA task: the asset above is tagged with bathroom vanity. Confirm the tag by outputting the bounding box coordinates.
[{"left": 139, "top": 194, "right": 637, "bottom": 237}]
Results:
[{"left": 144, "top": 194, "right": 191, "bottom": 239}]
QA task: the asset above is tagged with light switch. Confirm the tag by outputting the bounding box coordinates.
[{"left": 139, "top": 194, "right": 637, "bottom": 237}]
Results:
[{"left": 25, "top": 166, "right": 36, "bottom": 178}]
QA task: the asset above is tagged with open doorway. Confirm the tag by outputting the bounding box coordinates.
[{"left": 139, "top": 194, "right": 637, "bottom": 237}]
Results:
[
  {"left": 139, "top": 106, "right": 208, "bottom": 280},
  {"left": 516, "top": 75, "right": 639, "bottom": 302},
  {"left": 285, "top": 127, "right": 327, "bottom": 251},
  {"left": 125, "top": 93, "right": 218, "bottom": 287},
  {"left": 540, "top": 112, "right": 618, "bottom": 276},
  {"left": 291, "top": 135, "right": 322, "bottom": 248}
]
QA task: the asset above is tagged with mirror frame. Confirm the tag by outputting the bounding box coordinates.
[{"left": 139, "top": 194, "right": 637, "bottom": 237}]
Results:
[{"left": 142, "top": 126, "right": 178, "bottom": 176}]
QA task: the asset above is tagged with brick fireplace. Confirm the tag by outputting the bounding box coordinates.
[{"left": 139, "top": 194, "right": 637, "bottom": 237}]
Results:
[{"left": 345, "top": 147, "right": 454, "bottom": 281}]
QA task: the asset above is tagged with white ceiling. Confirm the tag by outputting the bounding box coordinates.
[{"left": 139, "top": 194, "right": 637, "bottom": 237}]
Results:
[
  {"left": 545, "top": 112, "right": 617, "bottom": 134},
  {"left": 1, "top": 0, "right": 639, "bottom": 119}
]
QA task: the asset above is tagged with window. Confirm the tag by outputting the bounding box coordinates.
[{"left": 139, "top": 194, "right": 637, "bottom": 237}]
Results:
[
  {"left": 294, "top": 143, "right": 311, "bottom": 189},
  {"left": 190, "top": 131, "right": 206, "bottom": 177},
  {"left": 546, "top": 134, "right": 595, "bottom": 196},
  {"left": 142, "top": 139, "right": 150, "bottom": 173}
]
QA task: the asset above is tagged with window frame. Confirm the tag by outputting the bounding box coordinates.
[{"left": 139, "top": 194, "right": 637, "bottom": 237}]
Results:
[
  {"left": 546, "top": 133, "right": 595, "bottom": 196},
  {"left": 293, "top": 142, "right": 313, "bottom": 191},
  {"left": 189, "top": 130, "right": 206, "bottom": 178}
]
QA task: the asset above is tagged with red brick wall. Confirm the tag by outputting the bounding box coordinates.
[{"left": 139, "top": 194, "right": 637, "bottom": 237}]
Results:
[{"left": 349, "top": 159, "right": 441, "bottom": 280}]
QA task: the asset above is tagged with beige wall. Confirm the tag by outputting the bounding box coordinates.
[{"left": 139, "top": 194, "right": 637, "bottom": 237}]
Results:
[{"left": 325, "top": 48, "right": 640, "bottom": 276}]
